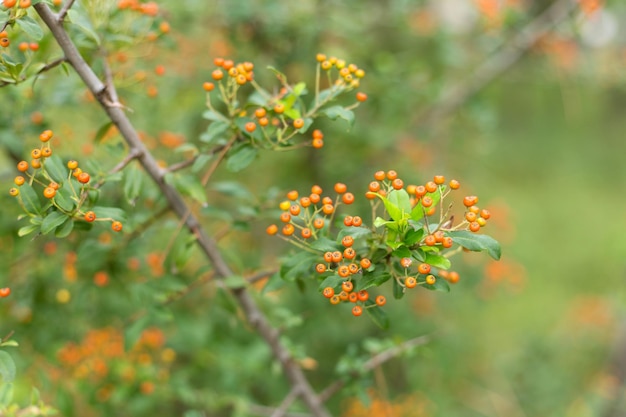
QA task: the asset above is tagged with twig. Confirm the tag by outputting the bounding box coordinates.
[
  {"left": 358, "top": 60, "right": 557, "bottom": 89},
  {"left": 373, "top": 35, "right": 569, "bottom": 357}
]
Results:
[
  {"left": 319, "top": 334, "right": 431, "bottom": 402},
  {"left": 421, "top": 0, "right": 578, "bottom": 129},
  {"left": 57, "top": 0, "right": 76, "bottom": 23},
  {"left": 271, "top": 387, "right": 301, "bottom": 417},
  {"left": 33, "top": 4, "right": 330, "bottom": 417},
  {"left": 247, "top": 269, "right": 277, "bottom": 284}
]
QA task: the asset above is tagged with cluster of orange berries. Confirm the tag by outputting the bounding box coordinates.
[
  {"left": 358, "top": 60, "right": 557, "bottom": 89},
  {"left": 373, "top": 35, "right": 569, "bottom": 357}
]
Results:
[
  {"left": 316, "top": 53, "right": 365, "bottom": 88},
  {"left": 266, "top": 183, "right": 355, "bottom": 239},
  {"left": 205, "top": 57, "right": 254, "bottom": 90},
  {"left": 1, "top": 0, "right": 32, "bottom": 11},
  {"left": 9, "top": 130, "right": 123, "bottom": 232},
  {"left": 321, "top": 282, "right": 386, "bottom": 317},
  {"left": 117, "top": 0, "right": 159, "bottom": 16}
]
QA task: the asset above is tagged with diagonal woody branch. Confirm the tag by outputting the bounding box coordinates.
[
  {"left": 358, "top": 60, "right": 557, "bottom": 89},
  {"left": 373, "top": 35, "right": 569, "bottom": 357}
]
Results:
[{"left": 33, "top": 4, "right": 330, "bottom": 417}]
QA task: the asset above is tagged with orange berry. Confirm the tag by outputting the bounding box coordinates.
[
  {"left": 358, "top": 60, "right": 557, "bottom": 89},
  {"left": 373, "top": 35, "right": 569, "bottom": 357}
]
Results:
[
  {"left": 31, "top": 148, "right": 42, "bottom": 159},
  {"left": 67, "top": 160, "right": 78, "bottom": 170},
  {"left": 463, "top": 196, "right": 478, "bottom": 207},
  {"left": 352, "top": 305, "right": 363, "bottom": 317},
  {"left": 357, "top": 290, "right": 369, "bottom": 302},
  {"left": 331, "top": 251, "right": 343, "bottom": 263},
  {"left": 374, "top": 171, "right": 385, "bottom": 181},
  {"left": 41, "top": 148, "right": 52, "bottom": 157},
  {"left": 43, "top": 187, "right": 56, "bottom": 199},
  {"left": 244, "top": 122, "right": 256, "bottom": 133},
  {"left": 469, "top": 205, "right": 480, "bottom": 214},
  {"left": 338, "top": 265, "right": 351, "bottom": 278},
  {"left": 2, "top": 0, "right": 15, "bottom": 7},
  {"left": 213, "top": 57, "right": 225, "bottom": 67},
  {"left": 19, "top": 0, "right": 30, "bottom": 8},
  {"left": 279, "top": 212, "right": 291, "bottom": 223},
  {"left": 0, "top": 288, "right": 11, "bottom": 297},
  {"left": 49, "top": 181, "right": 59, "bottom": 190},
  {"left": 415, "top": 185, "right": 426, "bottom": 197},
  {"left": 77, "top": 172, "right": 90, "bottom": 184},
  {"left": 449, "top": 179, "right": 460, "bottom": 190},
  {"left": 312, "top": 129, "right": 324, "bottom": 139},
  {"left": 31, "top": 159, "right": 41, "bottom": 169},
  {"left": 322, "top": 196, "right": 333, "bottom": 205},
  {"left": 400, "top": 257, "right": 412, "bottom": 268},
  {"left": 282, "top": 224, "right": 295, "bottom": 236},
  {"left": 405, "top": 276, "right": 417, "bottom": 288},
  {"left": 211, "top": 69, "right": 223, "bottom": 80},
  {"left": 433, "top": 230, "right": 445, "bottom": 243},
  {"left": 222, "top": 60, "right": 234, "bottom": 70},
  {"left": 258, "top": 117, "right": 269, "bottom": 127},
  {"left": 322, "top": 204, "right": 334, "bottom": 215},
  {"left": 343, "top": 247, "right": 356, "bottom": 260},
  {"left": 266, "top": 224, "right": 278, "bottom": 235},
  {"left": 355, "top": 92, "right": 367, "bottom": 102},
  {"left": 342, "top": 192, "right": 355, "bottom": 205},
  {"left": 480, "top": 209, "right": 491, "bottom": 219},
  {"left": 203, "top": 82, "right": 215, "bottom": 91},
  {"left": 348, "top": 292, "right": 358, "bottom": 302},
  {"left": 421, "top": 196, "right": 433, "bottom": 208},
  {"left": 359, "top": 258, "right": 371, "bottom": 269},
  {"left": 14, "top": 176, "right": 25, "bottom": 186},
  {"left": 417, "top": 263, "right": 431, "bottom": 274},
  {"left": 293, "top": 118, "right": 304, "bottom": 129},
  {"left": 330, "top": 295, "right": 341, "bottom": 305},
  {"left": 334, "top": 183, "right": 347, "bottom": 194},
  {"left": 286, "top": 190, "right": 299, "bottom": 201},
  {"left": 425, "top": 181, "right": 437, "bottom": 193},
  {"left": 313, "top": 218, "right": 324, "bottom": 229},
  {"left": 392, "top": 178, "right": 404, "bottom": 190},
  {"left": 448, "top": 271, "right": 460, "bottom": 284},
  {"left": 254, "top": 108, "right": 266, "bottom": 118},
  {"left": 84, "top": 211, "right": 96, "bottom": 222},
  {"left": 39, "top": 130, "right": 53, "bottom": 142},
  {"left": 317, "top": 264, "right": 327, "bottom": 274},
  {"left": 341, "top": 281, "right": 354, "bottom": 293},
  {"left": 424, "top": 235, "right": 436, "bottom": 246},
  {"left": 375, "top": 295, "right": 386, "bottom": 306},
  {"left": 322, "top": 286, "right": 334, "bottom": 298},
  {"left": 469, "top": 221, "right": 481, "bottom": 232},
  {"left": 348, "top": 263, "right": 359, "bottom": 275},
  {"left": 386, "top": 170, "right": 398, "bottom": 180},
  {"left": 341, "top": 235, "right": 354, "bottom": 247},
  {"left": 442, "top": 237, "right": 453, "bottom": 248},
  {"left": 368, "top": 181, "right": 381, "bottom": 192},
  {"left": 273, "top": 103, "right": 285, "bottom": 114},
  {"left": 289, "top": 205, "right": 301, "bottom": 216},
  {"left": 299, "top": 197, "right": 311, "bottom": 208},
  {"left": 433, "top": 175, "right": 445, "bottom": 185},
  {"left": 301, "top": 228, "right": 312, "bottom": 239},
  {"left": 352, "top": 216, "right": 363, "bottom": 227},
  {"left": 323, "top": 252, "right": 333, "bottom": 263},
  {"left": 312, "top": 138, "right": 324, "bottom": 148},
  {"left": 111, "top": 221, "right": 123, "bottom": 232},
  {"left": 465, "top": 212, "right": 477, "bottom": 222}
]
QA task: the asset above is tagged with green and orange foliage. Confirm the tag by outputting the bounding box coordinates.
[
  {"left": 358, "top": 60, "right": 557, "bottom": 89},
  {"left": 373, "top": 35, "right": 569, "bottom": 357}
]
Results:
[
  {"left": 342, "top": 389, "right": 432, "bottom": 417},
  {"left": 55, "top": 326, "right": 175, "bottom": 405},
  {"left": 8, "top": 130, "right": 125, "bottom": 237},
  {"left": 194, "top": 54, "right": 367, "bottom": 172},
  {"left": 267, "top": 171, "right": 500, "bottom": 326}
]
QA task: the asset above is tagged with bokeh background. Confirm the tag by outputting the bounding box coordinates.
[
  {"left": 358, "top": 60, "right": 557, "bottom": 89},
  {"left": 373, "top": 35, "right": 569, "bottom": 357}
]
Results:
[{"left": 1, "top": 0, "right": 626, "bottom": 416}]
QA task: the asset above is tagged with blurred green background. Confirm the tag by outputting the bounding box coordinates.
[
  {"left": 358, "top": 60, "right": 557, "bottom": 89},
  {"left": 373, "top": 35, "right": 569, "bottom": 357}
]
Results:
[{"left": 2, "top": 0, "right": 626, "bottom": 416}]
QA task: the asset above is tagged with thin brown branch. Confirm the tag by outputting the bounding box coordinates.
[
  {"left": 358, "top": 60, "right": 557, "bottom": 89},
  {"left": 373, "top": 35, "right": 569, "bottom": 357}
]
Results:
[
  {"left": 319, "top": 334, "right": 431, "bottom": 402},
  {"left": 33, "top": 4, "right": 330, "bottom": 416},
  {"left": 422, "top": 0, "right": 578, "bottom": 129},
  {"left": 247, "top": 269, "right": 277, "bottom": 284},
  {"left": 36, "top": 56, "right": 67, "bottom": 76},
  {"left": 93, "top": 148, "right": 142, "bottom": 190},
  {"left": 57, "top": 0, "right": 76, "bottom": 23}
]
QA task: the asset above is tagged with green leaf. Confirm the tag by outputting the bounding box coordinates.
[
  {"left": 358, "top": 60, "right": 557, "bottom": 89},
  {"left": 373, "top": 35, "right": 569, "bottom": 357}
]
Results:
[
  {"left": 200, "top": 120, "right": 230, "bottom": 144},
  {"left": 0, "top": 382, "right": 13, "bottom": 406},
  {"left": 317, "top": 274, "right": 344, "bottom": 291},
  {"left": 356, "top": 271, "right": 391, "bottom": 291},
  {"left": 41, "top": 211, "right": 68, "bottom": 235},
  {"left": 322, "top": 105, "right": 355, "bottom": 128},
  {"left": 93, "top": 121, "right": 114, "bottom": 143},
  {"left": 211, "top": 181, "right": 252, "bottom": 200},
  {"left": 405, "top": 228, "right": 425, "bottom": 246},
  {"left": 309, "top": 237, "right": 339, "bottom": 252},
  {"left": 393, "top": 277, "right": 405, "bottom": 299},
  {"left": 226, "top": 144, "right": 258, "bottom": 172},
  {"left": 123, "top": 164, "right": 143, "bottom": 203},
  {"left": 364, "top": 300, "right": 390, "bottom": 329},
  {"left": 164, "top": 173, "right": 207, "bottom": 205},
  {"left": 16, "top": 16, "right": 44, "bottom": 40},
  {"left": 55, "top": 218, "right": 74, "bottom": 238},
  {"left": 67, "top": 10, "right": 100, "bottom": 45},
  {"left": 373, "top": 216, "right": 395, "bottom": 229},
  {"left": 280, "top": 251, "right": 318, "bottom": 282},
  {"left": 392, "top": 246, "right": 411, "bottom": 259},
  {"left": 92, "top": 206, "right": 127, "bottom": 223},
  {"left": 18, "top": 224, "right": 39, "bottom": 237},
  {"left": 337, "top": 226, "right": 372, "bottom": 240},
  {"left": 224, "top": 275, "right": 246, "bottom": 289},
  {"left": 43, "top": 155, "right": 67, "bottom": 183},
  {"left": 0, "top": 351, "right": 16, "bottom": 383},
  {"left": 19, "top": 183, "right": 42, "bottom": 214},
  {"left": 424, "top": 253, "right": 451, "bottom": 270},
  {"left": 124, "top": 315, "right": 150, "bottom": 352},
  {"left": 202, "top": 110, "right": 227, "bottom": 122},
  {"left": 448, "top": 230, "right": 501, "bottom": 260}
]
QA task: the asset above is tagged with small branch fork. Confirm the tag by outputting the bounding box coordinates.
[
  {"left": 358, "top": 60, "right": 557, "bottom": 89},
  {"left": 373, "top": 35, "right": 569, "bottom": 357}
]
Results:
[{"left": 33, "top": 3, "right": 329, "bottom": 417}]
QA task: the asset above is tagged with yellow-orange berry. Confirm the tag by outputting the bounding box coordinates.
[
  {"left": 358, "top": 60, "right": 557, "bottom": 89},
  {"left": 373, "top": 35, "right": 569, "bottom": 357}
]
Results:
[
  {"left": 9, "top": 188, "right": 19, "bottom": 197},
  {"left": 211, "top": 69, "right": 223, "bottom": 80},
  {"left": 293, "top": 118, "right": 304, "bottom": 129},
  {"left": 67, "top": 160, "right": 78, "bottom": 170},
  {"left": 433, "top": 175, "right": 445, "bottom": 185},
  {"left": 245, "top": 122, "right": 256, "bottom": 133},
  {"left": 43, "top": 187, "right": 56, "bottom": 199},
  {"left": 14, "top": 176, "right": 25, "bottom": 186},
  {"left": 282, "top": 224, "right": 295, "bottom": 236},
  {"left": 17, "top": 161, "right": 29, "bottom": 172},
  {"left": 111, "top": 221, "right": 123, "bottom": 232},
  {"left": 266, "top": 224, "right": 278, "bottom": 235},
  {"left": 203, "top": 82, "right": 215, "bottom": 91},
  {"left": 84, "top": 211, "right": 96, "bottom": 222},
  {"left": 449, "top": 179, "right": 460, "bottom": 190}
]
